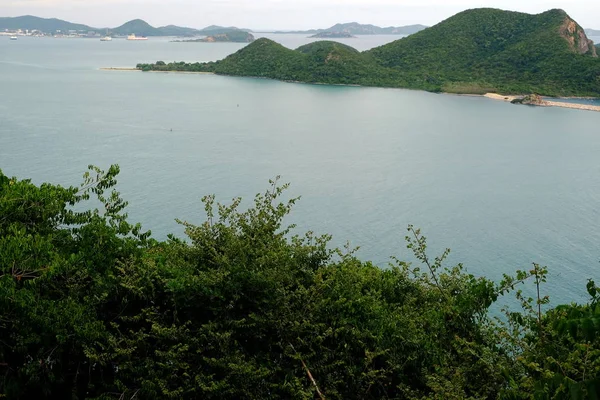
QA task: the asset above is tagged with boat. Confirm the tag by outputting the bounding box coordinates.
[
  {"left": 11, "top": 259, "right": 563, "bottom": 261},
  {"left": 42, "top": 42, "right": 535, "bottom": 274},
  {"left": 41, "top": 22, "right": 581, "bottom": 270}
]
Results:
[
  {"left": 127, "top": 34, "right": 148, "bottom": 41},
  {"left": 10, "top": 36, "right": 17, "bottom": 40},
  {"left": 100, "top": 36, "right": 112, "bottom": 41}
]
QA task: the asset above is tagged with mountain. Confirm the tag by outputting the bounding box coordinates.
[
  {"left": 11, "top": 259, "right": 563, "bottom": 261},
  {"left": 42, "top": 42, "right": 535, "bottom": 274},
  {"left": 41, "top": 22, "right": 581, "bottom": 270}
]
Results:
[
  {"left": 270, "top": 23, "right": 427, "bottom": 35},
  {"left": 157, "top": 24, "right": 203, "bottom": 36},
  {"left": 586, "top": 28, "right": 600, "bottom": 36},
  {"left": 141, "top": 8, "right": 600, "bottom": 97},
  {"left": 323, "top": 22, "right": 427, "bottom": 35},
  {"left": 0, "top": 15, "right": 95, "bottom": 32},
  {"left": 199, "top": 25, "right": 252, "bottom": 35},
  {"left": 111, "top": 19, "right": 162, "bottom": 36},
  {"left": 0, "top": 15, "right": 210, "bottom": 36},
  {"left": 367, "top": 8, "right": 598, "bottom": 94}
]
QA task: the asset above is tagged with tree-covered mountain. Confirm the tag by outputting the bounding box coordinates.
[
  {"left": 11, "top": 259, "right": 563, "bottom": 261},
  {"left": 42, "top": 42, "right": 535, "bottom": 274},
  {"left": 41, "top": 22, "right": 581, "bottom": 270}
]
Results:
[
  {"left": 368, "top": 8, "right": 598, "bottom": 95},
  {"left": 0, "top": 15, "right": 95, "bottom": 32},
  {"left": 156, "top": 24, "right": 204, "bottom": 36},
  {"left": 140, "top": 8, "right": 600, "bottom": 97},
  {"left": 111, "top": 19, "right": 162, "bottom": 36}
]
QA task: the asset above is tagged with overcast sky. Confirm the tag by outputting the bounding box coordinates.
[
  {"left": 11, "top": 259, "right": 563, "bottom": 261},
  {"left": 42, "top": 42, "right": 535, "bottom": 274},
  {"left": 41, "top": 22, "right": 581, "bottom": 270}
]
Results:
[{"left": 1, "top": 0, "right": 598, "bottom": 30}]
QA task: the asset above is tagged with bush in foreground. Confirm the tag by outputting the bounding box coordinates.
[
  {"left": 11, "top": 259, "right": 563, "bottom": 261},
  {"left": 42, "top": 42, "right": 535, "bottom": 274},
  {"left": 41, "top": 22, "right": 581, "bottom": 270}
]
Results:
[{"left": 0, "top": 166, "right": 599, "bottom": 399}]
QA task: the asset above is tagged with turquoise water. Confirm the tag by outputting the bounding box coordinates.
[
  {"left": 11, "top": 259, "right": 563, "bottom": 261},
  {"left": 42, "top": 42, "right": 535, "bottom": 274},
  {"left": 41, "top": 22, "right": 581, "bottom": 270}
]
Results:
[{"left": 1, "top": 35, "right": 600, "bottom": 305}]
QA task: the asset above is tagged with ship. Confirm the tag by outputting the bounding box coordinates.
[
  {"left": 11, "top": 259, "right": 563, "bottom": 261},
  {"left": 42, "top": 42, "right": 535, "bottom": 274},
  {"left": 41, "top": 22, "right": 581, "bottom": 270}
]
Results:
[
  {"left": 100, "top": 36, "right": 112, "bottom": 41},
  {"left": 10, "top": 36, "right": 18, "bottom": 40},
  {"left": 127, "top": 34, "right": 148, "bottom": 41}
]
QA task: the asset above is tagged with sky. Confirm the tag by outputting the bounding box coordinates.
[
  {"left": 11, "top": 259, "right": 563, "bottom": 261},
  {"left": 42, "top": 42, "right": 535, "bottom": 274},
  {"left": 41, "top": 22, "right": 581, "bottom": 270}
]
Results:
[{"left": 0, "top": 0, "right": 598, "bottom": 30}]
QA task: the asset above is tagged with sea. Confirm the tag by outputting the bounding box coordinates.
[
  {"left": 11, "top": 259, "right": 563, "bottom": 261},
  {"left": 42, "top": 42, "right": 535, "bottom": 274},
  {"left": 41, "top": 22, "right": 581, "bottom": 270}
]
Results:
[{"left": 1, "top": 33, "right": 600, "bottom": 307}]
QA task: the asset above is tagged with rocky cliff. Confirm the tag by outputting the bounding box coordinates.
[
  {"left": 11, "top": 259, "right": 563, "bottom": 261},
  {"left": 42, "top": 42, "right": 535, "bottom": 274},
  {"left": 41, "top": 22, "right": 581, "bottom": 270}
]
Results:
[{"left": 560, "top": 16, "right": 597, "bottom": 57}]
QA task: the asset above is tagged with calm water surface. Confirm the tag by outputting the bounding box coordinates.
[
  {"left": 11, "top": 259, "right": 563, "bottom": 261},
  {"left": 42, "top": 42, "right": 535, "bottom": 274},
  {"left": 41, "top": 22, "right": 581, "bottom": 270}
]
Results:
[{"left": 1, "top": 35, "right": 600, "bottom": 306}]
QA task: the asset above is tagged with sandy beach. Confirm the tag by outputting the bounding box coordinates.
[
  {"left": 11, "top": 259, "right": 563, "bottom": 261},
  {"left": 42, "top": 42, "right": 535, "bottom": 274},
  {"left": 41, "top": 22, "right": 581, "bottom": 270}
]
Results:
[{"left": 484, "top": 93, "right": 600, "bottom": 112}]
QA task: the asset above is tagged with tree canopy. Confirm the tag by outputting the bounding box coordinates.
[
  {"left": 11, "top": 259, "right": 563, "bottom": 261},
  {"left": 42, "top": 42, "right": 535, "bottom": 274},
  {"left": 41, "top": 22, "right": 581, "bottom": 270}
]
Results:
[{"left": 1, "top": 166, "right": 600, "bottom": 399}]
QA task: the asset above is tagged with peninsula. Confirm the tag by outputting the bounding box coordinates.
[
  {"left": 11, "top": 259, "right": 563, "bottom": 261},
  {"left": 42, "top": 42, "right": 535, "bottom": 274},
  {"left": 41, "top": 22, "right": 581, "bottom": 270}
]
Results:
[{"left": 135, "top": 8, "right": 600, "bottom": 98}]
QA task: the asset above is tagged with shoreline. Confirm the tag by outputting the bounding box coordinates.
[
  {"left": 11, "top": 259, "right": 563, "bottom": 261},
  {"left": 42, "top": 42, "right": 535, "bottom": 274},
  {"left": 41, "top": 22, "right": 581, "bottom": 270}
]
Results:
[
  {"left": 483, "top": 93, "right": 600, "bottom": 113},
  {"left": 100, "top": 68, "right": 600, "bottom": 112},
  {"left": 100, "top": 67, "right": 214, "bottom": 75}
]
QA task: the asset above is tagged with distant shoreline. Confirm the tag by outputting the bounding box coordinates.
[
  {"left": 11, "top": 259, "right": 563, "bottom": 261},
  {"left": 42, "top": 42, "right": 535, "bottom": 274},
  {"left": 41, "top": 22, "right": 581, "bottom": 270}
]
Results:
[
  {"left": 100, "top": 67, "right": 214, "bottom": 75},
  {"left": 100, "top": 68, "right": 600, "bottom": 112}
]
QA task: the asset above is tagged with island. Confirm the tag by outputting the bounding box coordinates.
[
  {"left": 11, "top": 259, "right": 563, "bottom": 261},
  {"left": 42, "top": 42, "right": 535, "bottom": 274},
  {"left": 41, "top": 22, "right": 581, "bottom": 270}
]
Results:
[
  {"left": 135, "top": 8, "right": 600, "bottom": 99},
  {"left": 309, "top": 31, "right": 356, "bottom": 39},
  {"left": 174, "top": 30, "right": 255, "bottom": 43},
  {"left": 270, "top": 22, "right": 428, "bottom": 35}
]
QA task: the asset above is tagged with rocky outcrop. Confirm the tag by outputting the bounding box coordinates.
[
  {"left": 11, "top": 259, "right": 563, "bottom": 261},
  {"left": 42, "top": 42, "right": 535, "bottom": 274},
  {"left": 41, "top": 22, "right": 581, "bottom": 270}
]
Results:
[
  {"left": 560, "top": 17, "right": 597, "bottom": 57},
  {"left": 511, "top": 94, "right": 547, "bottom": 105}
]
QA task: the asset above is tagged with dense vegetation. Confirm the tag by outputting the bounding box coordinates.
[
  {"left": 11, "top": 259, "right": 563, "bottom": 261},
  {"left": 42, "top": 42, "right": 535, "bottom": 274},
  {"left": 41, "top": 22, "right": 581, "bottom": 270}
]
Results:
[
  {"left": 173, "top": 31, "right": 255, "bottom": 43},
  {"left": 137, "top": 8, "right": 600, "bottom": 97},
  {"left": 202, "top": 31, "right": 255, "bottom": 43},
  {"left": 368, "top": 8, "right": 599, "bottom": 95},
  {"left": 2, "top": 165, "right": 600, "bottom": 399}
]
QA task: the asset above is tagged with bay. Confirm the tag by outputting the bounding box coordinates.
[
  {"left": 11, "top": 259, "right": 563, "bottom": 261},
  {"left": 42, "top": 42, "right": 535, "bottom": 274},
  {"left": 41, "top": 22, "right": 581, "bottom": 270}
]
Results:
[{"left": 1, "top": 34, "right": 599, "bottom": 306}]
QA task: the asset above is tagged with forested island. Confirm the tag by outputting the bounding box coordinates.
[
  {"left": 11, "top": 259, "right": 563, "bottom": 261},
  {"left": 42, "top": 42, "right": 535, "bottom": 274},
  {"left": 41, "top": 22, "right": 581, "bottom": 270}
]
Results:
[
  {"left": 272, "top": 22, "right": 428, "bottom": 35},
  {"left": 136, "top": 8, "right": 600, "bottom": 97},
  {"left": 310, "top": 31, "right": 356, "bottom": 38},
  {"left": 2, "top": 165, "right": 600, "bottom": 399},
  {"left": 174, "top": 30, "right": 255, "bottom": 43}
]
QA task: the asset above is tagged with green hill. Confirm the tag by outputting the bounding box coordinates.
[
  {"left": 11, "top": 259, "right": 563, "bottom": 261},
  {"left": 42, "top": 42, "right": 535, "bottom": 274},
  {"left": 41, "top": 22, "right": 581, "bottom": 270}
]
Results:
[
  {"left": 0, "top": 15, "right": 95, "bottom": 32},
  {"left": 157, "top": 24, "right": 203, "bottom": 36},
  {"left": 210, "top": 38, "right": 308, "bottom": 80},
  {"left": 293, "top": 41, "right": 401, "bottom": 86},
  {"left": 111, "top": 19, "right": 162, "bottom": 36},
  {"left": 201, "top": 30, "right": 255, "bottom": 43},
  {"left": 367, "top": 8, "right": 599, "bottom": 95},
  {"left": 138, "top": 8, "right": 600, "bottom": 97},
  {"left": 194, "top": 39, "right": 400, "bottom": 86}
]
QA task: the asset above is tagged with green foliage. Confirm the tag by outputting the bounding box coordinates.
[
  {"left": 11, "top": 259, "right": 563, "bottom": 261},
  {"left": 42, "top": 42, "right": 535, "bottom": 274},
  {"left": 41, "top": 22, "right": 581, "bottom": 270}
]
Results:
[
  {"left": 1, "top": 166, "right": 600, "bottom": 399},
  {"left": 137, "top": 8, "right": 600, "bottom": 97},
  {"left": 202, "top": 30, "right": 255, "bottom": 42}
]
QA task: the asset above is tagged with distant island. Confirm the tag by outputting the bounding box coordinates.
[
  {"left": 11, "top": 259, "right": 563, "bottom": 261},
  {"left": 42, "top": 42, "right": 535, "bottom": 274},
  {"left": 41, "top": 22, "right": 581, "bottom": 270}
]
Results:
[
  {"left": 270, "top": 22, "right": 428, "bottom": 35},
  {"left": 310, "top": 31, "right": 356, "bottom": 39},
  {"left": 586, "top": 28, "right": 600, "bottom": 36},
  {"left": 135, "top": 8, "right": 600, "bottom": 98},
  {"left": 0, "top": 15, "right": 249, "bottom": 37},
  {"left": 174, "top": 31, "right": 255, "bottom": 43}
]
